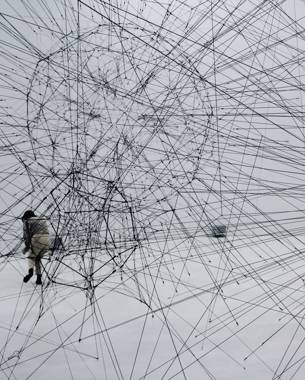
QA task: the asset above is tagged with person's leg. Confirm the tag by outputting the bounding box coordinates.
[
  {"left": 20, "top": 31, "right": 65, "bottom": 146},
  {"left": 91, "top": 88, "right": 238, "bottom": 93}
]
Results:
[
  {"left": 23, "top": 254, "right": 35, "bottom": 282},
  {"left": 28, "top": 256, "right": 35, "bottom": 271},
  {"left": 31, "top": 235, "right": 49, "bottom": 285},
  {"left": 35, "top": 256, "right": 42, "bottom": 275},
  {"left": 35, "top": 256, "right": 42, "bottom": 285}
]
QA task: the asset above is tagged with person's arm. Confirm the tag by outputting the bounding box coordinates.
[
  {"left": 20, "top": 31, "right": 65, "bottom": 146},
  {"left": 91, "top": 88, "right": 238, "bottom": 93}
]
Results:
[{"left": 23, "top": 221, "right": 31, "bottom": 252}]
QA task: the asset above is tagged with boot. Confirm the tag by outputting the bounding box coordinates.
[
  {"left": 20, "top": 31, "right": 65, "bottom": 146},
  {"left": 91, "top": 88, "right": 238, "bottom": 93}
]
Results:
[
  {"left": 23, "top": 268, "right": 33, "bottom": 283},
  {"left": 36, "top": 274, "right": 42, "bottom": 285}
]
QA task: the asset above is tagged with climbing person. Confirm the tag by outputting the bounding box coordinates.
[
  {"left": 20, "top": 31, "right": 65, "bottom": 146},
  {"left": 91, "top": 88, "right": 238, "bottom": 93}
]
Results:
[{"left": 22, "top": 210, "right": 49, "bottom": 285}]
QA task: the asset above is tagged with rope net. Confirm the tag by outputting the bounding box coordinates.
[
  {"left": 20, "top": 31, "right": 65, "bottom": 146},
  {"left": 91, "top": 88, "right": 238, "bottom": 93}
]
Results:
[{"left": 1, "top": 0, "right": 305, "bottom": 378}]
